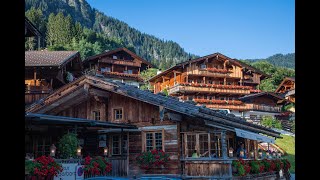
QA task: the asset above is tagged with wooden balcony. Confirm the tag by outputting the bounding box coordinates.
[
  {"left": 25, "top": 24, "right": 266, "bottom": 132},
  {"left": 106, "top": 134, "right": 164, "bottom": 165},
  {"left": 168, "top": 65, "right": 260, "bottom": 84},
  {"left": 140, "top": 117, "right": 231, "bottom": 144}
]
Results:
[
  {"left": 97, "top": 71, "right": 143, "bottom": 81},
  {"left": 98, "top": 58, "right": 141, "bottom": 67},
  {"left": 186, "top": 69, "right": 234, "bottom": 78},
  {"left": 168, "top": 83, "right": 251, "bottom": 95},
  {"left": 197, "top": 102, "right": 281, "bottom": 112}
]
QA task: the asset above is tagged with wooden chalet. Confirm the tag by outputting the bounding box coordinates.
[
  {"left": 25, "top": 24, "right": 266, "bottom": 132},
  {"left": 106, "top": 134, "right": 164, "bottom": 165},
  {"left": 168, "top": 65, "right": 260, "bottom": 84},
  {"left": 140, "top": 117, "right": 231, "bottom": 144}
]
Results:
[
  {"left": 25, "top": 17, "right": 42, "bottom": 49},
  {"left": 238, "top": 92, "right": 287, "bottom": 124},
  {"left": 82, "top": 47, "right": 153, "bottom": 88},
  {"left": 25, "top": 50, "right": 82, "bottom": 105},
  {"left": 275, "top": 77, "right": 295, "bottom": 103},
  {"left": 26, "top": 75, "right": 281, "bottom": 178},
  {"left": 149, "top": 53, "right": 269, "bottom": 115}
]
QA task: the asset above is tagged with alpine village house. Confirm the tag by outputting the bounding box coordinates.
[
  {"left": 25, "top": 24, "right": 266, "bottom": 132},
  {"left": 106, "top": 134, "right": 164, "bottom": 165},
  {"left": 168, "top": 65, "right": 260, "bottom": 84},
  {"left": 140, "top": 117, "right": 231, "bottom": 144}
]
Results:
[
  {"left": 148, "top": 53, "right": 287, "bottom": 124},
  {"left": 25, "top": 16, "right": 286, "bottom": 180},
  {"left": 82, "top": 47, "right": 153, "bottom": 88}
]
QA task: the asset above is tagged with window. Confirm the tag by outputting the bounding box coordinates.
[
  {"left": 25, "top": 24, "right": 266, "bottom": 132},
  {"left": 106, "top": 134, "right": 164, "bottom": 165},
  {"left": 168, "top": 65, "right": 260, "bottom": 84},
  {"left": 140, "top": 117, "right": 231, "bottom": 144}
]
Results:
[
  {"left": 210, "top": 134, "right": 222, "bottom": 158},
  {"left": 144, "top": 131, "right": 163, "bottom": 151},
  {"left": 227, "top": 82, "right": 232, "bottom": 85},
  {"left": 184, "top": 133, "right": 222, "bottom": 158},
  {"left": 186, "top": 134, "right": 196, "bottom": 157},
  {"left": 92, "top": 111, "right": 100, "bottom": 120},
  {"left": 111, "top": 135, "right": 128, "bottom": 155},
  {"left": 219, "top": 81, "right": 224, "bottom": 85},
  {"left": 200, "top": 64, "right": 206, "bottom": 69},
  {"left": 127, "top": 70, "right": 133, "bottom": 74},
  {"left": 199, "top": 134, "right": 209, "bottom": 157},
  {"left": 114, "top": 108, "right": 123, "bottom": 120},
  {"left": 113, "top": 55, "right": 117, "bottom": 59},
  {"left": 220, "top": 97, "right": 225, "bottom": 100}
]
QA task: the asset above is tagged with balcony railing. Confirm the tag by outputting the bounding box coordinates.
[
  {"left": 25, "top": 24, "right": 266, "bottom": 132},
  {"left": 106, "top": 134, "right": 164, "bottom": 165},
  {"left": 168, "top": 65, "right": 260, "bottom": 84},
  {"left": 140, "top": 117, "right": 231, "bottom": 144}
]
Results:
[
  {"left": 251, "top": 104, "right": 281, "bottom": 112},
  {"left": 190, "top": 100, "right": 281, "bottom": 112},
  {"left": 98, "top": 58, "right": 141, "bottom": 67},
  {"left": 96, "top": 71, "right": 143, "bottom": 81},
  {"left": 186, "top": 69, "right": 232, "bottom": 77},
  {"left": 168, "top": 83, "right": 251, "bottom": 95}
]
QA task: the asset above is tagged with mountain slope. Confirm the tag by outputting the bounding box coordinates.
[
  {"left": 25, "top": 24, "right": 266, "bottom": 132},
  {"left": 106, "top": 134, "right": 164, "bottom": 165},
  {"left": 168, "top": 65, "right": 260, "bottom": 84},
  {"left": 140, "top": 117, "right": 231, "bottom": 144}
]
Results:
[
  {"left": 245, "top": 53, "right": 295, "bottom": 69},
  {"left": 25, "top": 0, "right": 198, "bottom": 68}
]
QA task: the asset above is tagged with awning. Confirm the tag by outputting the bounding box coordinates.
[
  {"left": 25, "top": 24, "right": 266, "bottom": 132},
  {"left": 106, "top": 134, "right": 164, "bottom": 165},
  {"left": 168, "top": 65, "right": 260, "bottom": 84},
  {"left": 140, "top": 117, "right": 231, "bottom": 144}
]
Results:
[{"left": 235, "top": 128, "right": 275, "bottom": 144}]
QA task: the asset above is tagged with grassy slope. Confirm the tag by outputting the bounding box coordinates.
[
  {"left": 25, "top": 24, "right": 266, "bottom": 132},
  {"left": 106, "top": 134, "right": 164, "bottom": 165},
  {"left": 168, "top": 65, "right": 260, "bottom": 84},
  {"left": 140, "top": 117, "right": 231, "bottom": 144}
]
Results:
[{"left": 275, "top": 135, "right": 295, "bottom": 173}]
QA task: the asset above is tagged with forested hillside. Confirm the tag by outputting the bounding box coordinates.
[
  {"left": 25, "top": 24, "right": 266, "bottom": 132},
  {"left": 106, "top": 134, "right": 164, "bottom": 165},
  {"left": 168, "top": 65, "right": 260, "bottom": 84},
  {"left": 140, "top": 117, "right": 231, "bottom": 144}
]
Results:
[
  {"left": 245, "top": 53, "right": 295, "bottom": 69},
  {"left": 25, "top": 0, "right": 198, "bottom": 70}
]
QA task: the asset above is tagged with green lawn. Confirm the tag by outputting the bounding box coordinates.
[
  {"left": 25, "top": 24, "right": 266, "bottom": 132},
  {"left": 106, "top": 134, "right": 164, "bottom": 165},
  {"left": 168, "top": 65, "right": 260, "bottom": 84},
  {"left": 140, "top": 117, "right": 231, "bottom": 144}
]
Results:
[{"left": 275, "top": 134, "right": 295, "bottom": 173}]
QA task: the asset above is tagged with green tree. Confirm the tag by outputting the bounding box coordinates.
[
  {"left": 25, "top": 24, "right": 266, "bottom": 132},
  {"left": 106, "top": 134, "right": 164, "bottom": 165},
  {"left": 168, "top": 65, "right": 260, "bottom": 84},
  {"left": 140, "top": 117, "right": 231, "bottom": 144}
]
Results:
[
  {"left": 140, "top": 68, "right": 158, "bottom": 90},
  {"left": 25, "top": 7, "right": 46, "bottom": 50},
  {"left": 261, "top": 116, "right": 273, "bottom": 128}
]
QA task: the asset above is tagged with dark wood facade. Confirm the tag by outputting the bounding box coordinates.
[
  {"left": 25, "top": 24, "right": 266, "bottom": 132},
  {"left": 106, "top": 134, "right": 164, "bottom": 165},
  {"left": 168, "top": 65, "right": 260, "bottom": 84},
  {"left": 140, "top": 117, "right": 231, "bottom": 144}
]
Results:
[
  {"left": 25, "top": 51, "right": 82, "bottom": 105},
  {"left": 149, "top": 53, "right": 269, "bottom": 112},
  {"left": 83, "top": 48, "right": 153, "bottom": 87},
  {"left": 26, "top": 75, "right": 281, "bottom": 178},
  {"left": 275, "top": 77, "right": 295, "bottom": 103}
]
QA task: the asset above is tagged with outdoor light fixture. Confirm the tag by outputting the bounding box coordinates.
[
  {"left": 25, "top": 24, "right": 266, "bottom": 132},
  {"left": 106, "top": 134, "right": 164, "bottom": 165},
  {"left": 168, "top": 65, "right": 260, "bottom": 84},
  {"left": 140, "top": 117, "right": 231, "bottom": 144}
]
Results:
[
  {"left": 277, "top": 152, "right": 282, "bottom": 158},
  {"left": 104, "top": 147, "right": 108, "bottom": 156},
  {"left": 250, "top": 151, "right": 254, "bottom": 158},
  {"left": 266, "top": 152, "right": 270, "bottom": 158},
  {"left": 50, "top": 144, "right": 56, "bottom": 157},
  {"left": 228, "top": 149, "right": 233, "bottom": 157},
  {"left": 77, "top": 145, "right": 82, "bottom": 157},
  {"left": 258, "top": 152, "right": 263, "bottom": 159}
]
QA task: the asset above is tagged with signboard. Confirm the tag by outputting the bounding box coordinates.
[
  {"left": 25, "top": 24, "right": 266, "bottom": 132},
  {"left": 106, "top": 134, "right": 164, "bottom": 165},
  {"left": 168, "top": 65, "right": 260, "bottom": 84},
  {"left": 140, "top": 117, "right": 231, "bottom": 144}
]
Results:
[
  {"left": 75, "top": 165, "right": 84, "bottom": 180},
  {"left": 99, "top": 140, "right": 107, "bottom": 147},
  {"left": 54, "top": 163, "right": 78, "bottom": 180}
]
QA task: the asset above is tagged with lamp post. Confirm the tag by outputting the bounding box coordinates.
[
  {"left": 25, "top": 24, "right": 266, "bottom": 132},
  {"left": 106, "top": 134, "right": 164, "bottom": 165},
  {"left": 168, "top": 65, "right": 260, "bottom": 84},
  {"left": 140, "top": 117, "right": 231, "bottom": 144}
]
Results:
[
  {"left": 50, "top": 144, "right": 56, "bottom": 157},
  {"left": 77, "top": 145, "right": 82, "bottom": 157}
]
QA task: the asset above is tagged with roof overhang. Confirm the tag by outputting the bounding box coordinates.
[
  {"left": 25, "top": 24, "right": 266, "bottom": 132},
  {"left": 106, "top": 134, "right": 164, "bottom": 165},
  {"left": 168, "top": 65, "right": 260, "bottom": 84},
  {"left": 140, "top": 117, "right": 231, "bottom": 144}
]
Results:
[
  {"left": 235, "top": 128, "right": 275, "bottom": 143},
  {"left": 25, "top": 113, "right": 137, "bottom": 129}
]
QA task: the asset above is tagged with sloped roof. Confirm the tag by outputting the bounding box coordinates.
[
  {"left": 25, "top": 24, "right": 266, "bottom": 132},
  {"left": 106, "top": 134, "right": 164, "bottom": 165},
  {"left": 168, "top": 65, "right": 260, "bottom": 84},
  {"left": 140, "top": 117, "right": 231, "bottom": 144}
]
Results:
[
  {"left": 83, "top": 47, "right": 153, "bottom": 67},
  {"left": 25, "top": 50, "right": 79, "bottom": 67},
  {"left": 25, "top": 17, "right": 42, "bottom": 37},
  {"left": 148, "top": 52, "right": 270, "bottom": 82},
  {"left": 26, "top": 75, "right": 281, "bottom": 138},
  {"left": 238, "top": 92, "right": 285, "bottom": 101},
  {"left": 275, "top": 77, "right": 295, "bottom": 93}
]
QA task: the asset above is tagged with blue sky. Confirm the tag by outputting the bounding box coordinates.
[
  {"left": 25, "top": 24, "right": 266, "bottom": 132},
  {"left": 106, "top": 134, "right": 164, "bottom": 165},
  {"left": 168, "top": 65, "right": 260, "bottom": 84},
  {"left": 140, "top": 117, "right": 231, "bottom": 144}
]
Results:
[{"left": 86, "top": 0, "right": 295, "bottom": 59}]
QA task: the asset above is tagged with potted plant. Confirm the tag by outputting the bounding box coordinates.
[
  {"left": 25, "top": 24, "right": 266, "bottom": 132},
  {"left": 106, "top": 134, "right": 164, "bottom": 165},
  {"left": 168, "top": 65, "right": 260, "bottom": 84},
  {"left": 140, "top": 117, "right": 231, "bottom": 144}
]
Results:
[
  {"left": 57, "top": 132, "right": 79, "bottom": 159},
  {"left": 136, "top": 149, "right": 170, "bottom": 171},
  {"left": 25, "top": 156, "right": 62, "bottom": 180}
]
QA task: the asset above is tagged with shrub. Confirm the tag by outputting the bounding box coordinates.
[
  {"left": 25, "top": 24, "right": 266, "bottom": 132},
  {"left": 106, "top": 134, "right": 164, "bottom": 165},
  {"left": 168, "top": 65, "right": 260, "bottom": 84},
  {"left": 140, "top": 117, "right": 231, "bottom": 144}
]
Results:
[
  {"left": 136, "top": 149, "right": 170, "bottom": 170},
  {"left": 83, "top": 156, "right": 112, "bottom": 176},
  {"left": 25, "top": 156, "right": 62, "bottom": 179},
  {"left": 57, "top": 132, "right": 79, "bottom": 159},
  {"left": 249, "top": 160, "right": 260, "bottom": 174}
]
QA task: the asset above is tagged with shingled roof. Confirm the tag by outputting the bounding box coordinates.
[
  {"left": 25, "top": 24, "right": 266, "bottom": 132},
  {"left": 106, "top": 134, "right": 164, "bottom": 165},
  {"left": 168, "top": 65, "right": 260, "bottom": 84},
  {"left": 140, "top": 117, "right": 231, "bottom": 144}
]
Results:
[
  {"left": 25, "top": 50, "right": 79, "bottom": 67},
  {"left": 83, "top": 47, "right": 153, "bottom": 67},
  {"left": 26, "top": 75, "right": 281, "bottom": 138},
  {"left": 149, "top": 52, "right": 270, "bottom": 82},
  {"left": 238, "top": 92, "right": 285, "bottom": 101}
]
